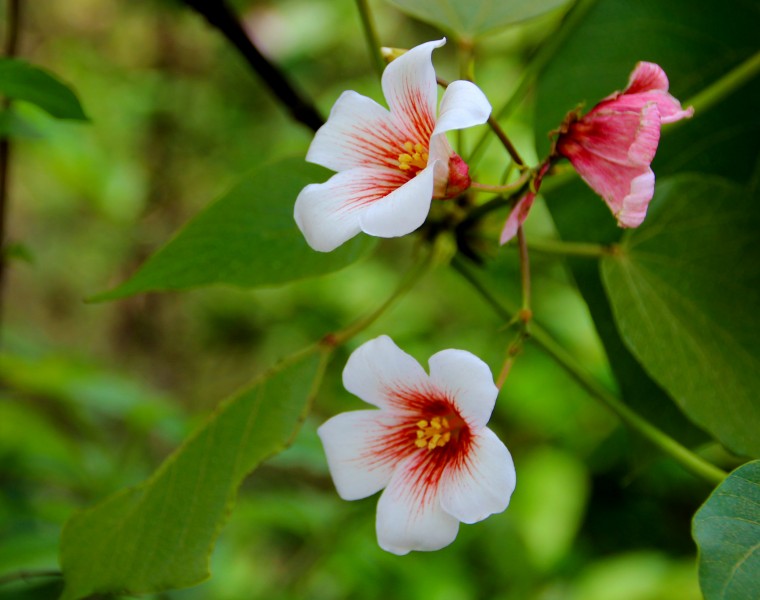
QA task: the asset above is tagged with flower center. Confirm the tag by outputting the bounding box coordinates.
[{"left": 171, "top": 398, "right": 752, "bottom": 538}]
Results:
[
  {"left": 414, "top": 416, "right": 452, "bottom": 451},
  {"left": 397, "top": 141, "right": 429, "bottom": 175}
]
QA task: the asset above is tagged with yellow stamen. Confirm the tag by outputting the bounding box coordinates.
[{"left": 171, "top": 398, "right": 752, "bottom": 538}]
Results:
[
  {"left": 414, "top": 416, "right": 453, "bottom": 451},
  {"left": 397, "top": 140, "right": 429, "bottom": 173}
]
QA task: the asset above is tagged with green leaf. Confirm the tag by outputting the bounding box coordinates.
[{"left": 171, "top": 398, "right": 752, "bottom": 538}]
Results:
[
  {"left": 385, "top": 0, "right": 571, "bottom": 40},
  {"left": 0, "top": 58, "right": 87, "bottom": 121},
  {"left": 93, "top": 157, "right": 375, "bottom": 301},
  {"left": 601, "top": 176, "right": 760, "bottom": 457},
  {"left": 59, "top": 350, "right": 326, "bottom": 599},
  {"left": 693, "top": 460, "right": 760, "bottom": 600}
]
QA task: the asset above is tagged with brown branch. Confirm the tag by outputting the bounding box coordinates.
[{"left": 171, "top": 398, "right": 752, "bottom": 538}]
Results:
[{"left": 180, "top": 0, "right": 324, "bottom": 132}]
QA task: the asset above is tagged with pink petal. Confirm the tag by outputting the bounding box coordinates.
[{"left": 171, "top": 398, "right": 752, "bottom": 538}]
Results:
[
  {"left": 624, "top": 61, "right": 670, "bottom": 95},
  {"left": 342, "top": 335, "right": 429, "bottom": 411},
  {"left": 294, "top": 167, "right": 403, "bottom": 252},
  {"left": 375, "top": 459, "right": 460, "bottom": 555},
  {"left": 616, "top": 169, "right": 655, "bottom": 228},
  {"left": 427, "top": 349, "right": 498, "bottom": 430},
  {"left": 434, "top": 80, "right": 492, "bottom": 136},
  {"left": 500, "top": 190, "right": 536, "bottom": 245},
  {"left": 306, "top": 90, "right": 406, "bottom": 172},
  {"left": 439, "top": 428, "right": 516, "bottom": 524},
  {"left": 359, "top": 160, "right": 437, "bottom": 237},
  {"left": 382, "top": 39, "right": 443, "bottom": 143},
  {"left": 317, "top": 410, "right": 399, "bottom": 500}
]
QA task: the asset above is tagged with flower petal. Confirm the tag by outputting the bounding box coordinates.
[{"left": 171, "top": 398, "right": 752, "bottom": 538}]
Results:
[
  {"left": 359, "top": 160, "right": 436, "bottom": 238},
  {"left": 439, "top": 428, "right": 516, "bottom": 524},
  {"left": 343, "top": 335, "right": 429, "bottom": 410},
  {"left": 376, "top": 461, "right": 460, "bottom": 555},
  {"left": 434, "top": 80, "right": 492, "bottom": 136},
  {"left": 500, "top": 190, "right": 536, "bottom": 245},
  {"left": 317, "top": 410, "right": 398, "bottom": 500},
  {"left": 294, "top": 167, "right": 402, "bottom": 252},
  {"left": 616, "top": 169, "right": 655, "bottom": 228},
  {"left": 624, "top": 61, "right": 670, "bottom": 95},
  {"left": 306, "top": 90, "right": 405, "bottom": 172},
  {"left": 427, "top": 349, "right": 498, "bottom": 430},
  {"left": 382, "top": 39, "right": 444, "bottom": 139}
]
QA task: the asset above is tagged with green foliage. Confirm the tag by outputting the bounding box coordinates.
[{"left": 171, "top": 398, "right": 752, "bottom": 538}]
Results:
[
  {"left": 693, "top": 460, "right": 760, "bottom": 600},
  {"left": 385, "top": 0, "right": 571, "bottom": 40},
  {"left": 58, "top": 350, "right": 325, "bottom": 599},
  {"left": 93, "top": 158, "right": 374, "bottom": 301},
  {"left": 602, "top": 176, "right": 760, "bottom": 458},
  {"left": 0, "top": 58, "right": 87, "bottom": 121}
]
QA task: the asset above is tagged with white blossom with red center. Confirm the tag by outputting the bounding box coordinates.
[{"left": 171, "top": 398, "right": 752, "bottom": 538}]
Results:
[
  {"left": 555, "top": 61, "right": 693, "bottom": 228},
  {"left": 294, "top": 39, "right": 491, "bottom": 252},
  {"left": 318, "top": 335, "right": 516, "bottom": 555}
]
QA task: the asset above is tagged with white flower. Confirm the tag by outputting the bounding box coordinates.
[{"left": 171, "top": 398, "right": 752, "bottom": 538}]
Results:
[
  {"left": 294, "top": 39, "right": 491, "bottom": 252},
  {"left": 318, "top": 335, "right": 516, "bottom": 555}
]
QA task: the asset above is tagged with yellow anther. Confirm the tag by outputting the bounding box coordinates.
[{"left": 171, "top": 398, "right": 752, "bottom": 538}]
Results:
[
  {"left": 404, "top": 141, "right": 415, "bottom": 152},
  {"left": 397, "top": 140, "right": 429, "bottom": 173},
  {"left": 414, "top": 415, "right": 453, "bottom": 451}
]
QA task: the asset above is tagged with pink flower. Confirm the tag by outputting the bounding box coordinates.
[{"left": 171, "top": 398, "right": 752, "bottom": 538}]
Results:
[
  {"left": 500, "top": 162, "right": 550, "bottom": 245},
  {"left": 295, "top": 39, "right": 491, "bottom": 252},
  {"left": 318, "top": 335, "right": 516, "bottom": 555},
  {"left": 555, "top": 62, "right": 693, "bottom": 228}
]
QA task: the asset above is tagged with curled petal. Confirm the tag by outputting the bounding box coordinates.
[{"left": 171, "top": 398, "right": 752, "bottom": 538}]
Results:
[
  {"left": 306, "top": 91, "right": 403, "bottom": 172},
  {"left": 294, "top": 167, "right": 400, "bottom": 252},
  {"left": 440, "top": 428, "right": 516, "bottom": 524},
  {"left": 382, "top": 39, "right": 444, "bottom": 133},
  {"left": 623, "top": 61, "right": 670, "bottom": 95},
  {"left": 317, "top": 410, "right": 398, "bottom": 500},
  {"left": 616, "top": 169, "right": 655, "bottom": 228},
  {"left": 427, "top": 349, "right": 498, "bottom": 430},
  {"left": 342, "top": 335, "right": 428, "bottom": 411},
  {"left": 434, "top": 80, "right": 492, "bottom": 136},
  {"left": 376, "top": 461, "right": 460, "bottom": 555},
  {"left": 359, "top": 161, "right": 437, "bottom": 237},
  {"left": 500, "top": 190, "right": 536, "bottom": 245}
]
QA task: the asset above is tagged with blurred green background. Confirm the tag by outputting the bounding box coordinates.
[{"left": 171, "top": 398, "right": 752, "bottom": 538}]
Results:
[{"left": 0, "top": 1, "right": 714, "bottom": 598}]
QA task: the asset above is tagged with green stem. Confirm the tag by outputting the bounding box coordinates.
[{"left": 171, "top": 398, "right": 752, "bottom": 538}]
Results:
[
  {"left": 354, "top": 0, "right": 384, "bottom": 78},
  {"left": 450, "top": 256, "right": 727, "bottom": 486},
  {"left": 527, "top": 238, "right": 615, "bottom": 258},
  {"left": 683, "top": 50, "right": 760, "bottom": 118},
  {"left": 517, "top": 226, "right": 531, "bottom": 316},
  {"left": 0, "top": 569, "right": 61, "bottom": 586}
]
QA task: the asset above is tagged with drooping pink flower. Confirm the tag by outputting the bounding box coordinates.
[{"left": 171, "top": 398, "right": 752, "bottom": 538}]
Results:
[
  {"left": 295, "top": 39, "right": 491, "bottom": 252},
  {"left": 500, "top": 162, "right": 550, "bottom": 245},
  {"left": 318, "top": 335, "right": 516, "bottom": 555},
  {"left": 555, "top": 61, "right": 693, "bottom": 228}
]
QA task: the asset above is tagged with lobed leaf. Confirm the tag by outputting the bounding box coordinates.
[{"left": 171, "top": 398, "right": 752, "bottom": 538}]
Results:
[
  {"left": 693, "top": 460, "right": 760, "bottom": 599},
  {"left": 59, "top": 350, "right": 326, "bottom": 599},
  {"left": 385, "top": 0, "right": 571, "bottom": 40},
  {"left": 0, "top": 58, "right": 87, "bottom": 121},
  {"left": 601, "top": 176, "right": 760, "bottom": 458},
  {"left": 93, "top": 157, "right": 374, "bottom": 301}
]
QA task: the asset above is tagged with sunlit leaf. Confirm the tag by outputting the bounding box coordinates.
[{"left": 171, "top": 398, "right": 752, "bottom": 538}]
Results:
[
  {"left": 0, "top": 58, "right": 87, "bottom": 121},
  {"left": 385, "top": 0, "right": 571, "bottom": 40},
  {"left": 693, "top": 460, "right": 760, "bottom": 600},
  {"left": 602, "top": 176, "right": 760, "bottom": 457},
  {"left": 59, "top": 350, "right": 326, "bottom": 599},
  {"left": 93, "top": 157, "right": 374, "bottom": 301}
]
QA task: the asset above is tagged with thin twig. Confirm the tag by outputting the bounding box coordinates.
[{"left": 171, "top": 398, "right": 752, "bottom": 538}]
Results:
[
  {"left": 0, "top": 0, "right": 21, "bottom": 342},
  {"left": 180, "top": 0, "right": 324, "bottom": 132}
]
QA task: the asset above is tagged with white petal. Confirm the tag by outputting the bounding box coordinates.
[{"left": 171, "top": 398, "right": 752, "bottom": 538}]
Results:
[
  {"left": 317, "top": 410, "right": 397, "bottom": 500},
  {"left": 376, "top": 461, "right": 460, "bottom": 555},
  {"left": 434, "top": 80, "right": 492, "bottom": 135},
  {"left": 343, "top": 335, "right": 429, "bottom": 410},
  {"left": 306, "top": 91, "right": 403, "bottom": 172},
  {"left": 359, "top": 161, "right": 436, "bottom": 237},
  {"left": 294, "top": 167, "right": 400, "bottom": 252},
  {"left": 439, "top": 428, "right": 516, "bottom": 524},
  {"left": 382, "top": 39, "right": 445, "bottom": 134},
  {"left": 427, "top": 349, "right": 498, "bottom": 429}
]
